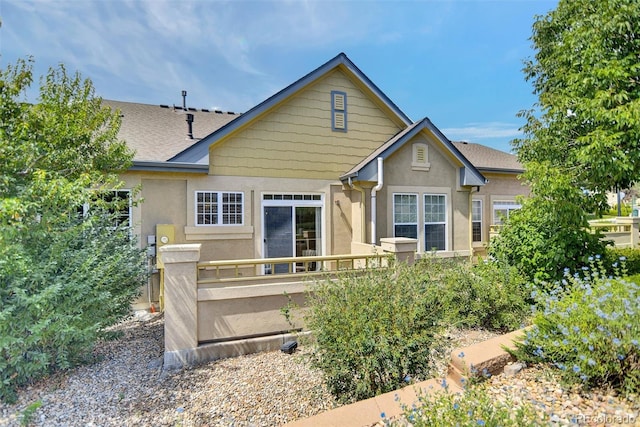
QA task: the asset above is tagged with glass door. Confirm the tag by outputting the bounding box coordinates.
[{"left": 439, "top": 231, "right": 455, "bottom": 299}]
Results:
[{"left": 264, "top": 206, "right": 293, "bottom": 274}]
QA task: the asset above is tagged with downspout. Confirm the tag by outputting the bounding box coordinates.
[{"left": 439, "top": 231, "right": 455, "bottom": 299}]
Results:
[
  {"left": 348, "top": 177, "right": 367, "bottom": 243},
  {"left": 371, "top": 157, "right": 384, "bottom": 245}
]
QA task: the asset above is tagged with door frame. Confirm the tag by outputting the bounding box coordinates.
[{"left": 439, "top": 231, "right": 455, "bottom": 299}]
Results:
[{"left": 261, "top": 193, "right": 324, "bottom": 274}]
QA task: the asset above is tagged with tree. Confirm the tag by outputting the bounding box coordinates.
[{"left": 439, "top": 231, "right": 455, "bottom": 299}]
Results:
[
  {"left": 490, "top": 0, "right": 640, "bottom": 282},
  {"left": 0, "top": 58, "right": 147, "bottom": 402}
]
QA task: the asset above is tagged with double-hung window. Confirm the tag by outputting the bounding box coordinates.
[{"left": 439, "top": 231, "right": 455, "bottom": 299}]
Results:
[
  {"left": 393, "top": 194, "right": 418, "bottom": 238},
  {"left": 196, "top": 191, "right": 243, "bottom": 225},
  {"left": 424, "top": 194, "right": 446, "bottom": 251},
  {"left": 472, "top": 199, "right": 482, "bottom": 242},
  {"left": 492, "top": 201, "right": 521, "bottom": 225}
]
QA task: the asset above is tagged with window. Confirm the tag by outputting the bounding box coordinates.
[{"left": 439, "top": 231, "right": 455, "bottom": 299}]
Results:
[
  {"left": 393, "top": 194, "right": 418, "bottom": 238},
  {"left": 79, "top": 190, "right": 131, "bottom": 228},
  {"left": 331, "top": 91, "right": 347, "bottom": 132},
  {"left": 424, "top": 194, "right": 446, "bottom": 251},
  {"left": 492, "top": 201, "right": 521, "bottom": 225},
  {"left": 196, "top": 191, "right": 243, "bottom": 225},
  {"left": 472, "top": 199, "right": 482, "bottom": 242}
]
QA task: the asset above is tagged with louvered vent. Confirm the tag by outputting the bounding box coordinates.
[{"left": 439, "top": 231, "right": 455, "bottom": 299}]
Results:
[
  {"left": 331, "top": 90, "right": 347, "bottom": 132},
  {"left": 412, "top": 143, "right": 431, "bottom": 171},
  {"left": 333, "top": 93, "right": 345, "bottom": 110}
]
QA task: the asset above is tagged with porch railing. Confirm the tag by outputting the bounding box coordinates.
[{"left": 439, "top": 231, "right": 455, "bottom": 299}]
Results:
[{"left": 197, "top": 253, "right": 388, "bottom": 285}]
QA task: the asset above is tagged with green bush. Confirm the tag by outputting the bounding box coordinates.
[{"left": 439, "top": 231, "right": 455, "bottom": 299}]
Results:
[
  {"left": 423, "top": 257, "right": 531, "bottom": 332},
  {"left": 603, "top": 247, "right": 640, "bottom": 276},
  {"left": 390, "top": 382, "right": 544, "bottom": 426},
  {"left": 511, "top": 262, "right": 640, "bottom": 397},
  {"left": 0, "top": 215, "right": 146, "bottom": 403},
  {"left": 305, "top": 260, "right": 443, "bottom": 403}
]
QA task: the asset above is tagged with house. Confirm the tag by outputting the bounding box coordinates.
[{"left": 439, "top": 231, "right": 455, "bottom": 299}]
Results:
[{"left": 108, "top": 53, "right": 527, "bottom": 310}]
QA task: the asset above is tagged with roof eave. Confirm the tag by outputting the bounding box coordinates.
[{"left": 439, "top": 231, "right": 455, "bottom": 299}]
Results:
[{"left": 129, "top": 160, "right": 209, "bottom": 173}]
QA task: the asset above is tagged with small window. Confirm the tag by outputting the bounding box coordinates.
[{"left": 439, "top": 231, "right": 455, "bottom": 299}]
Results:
[
  {"left": 472, "top": 199, "right": 482, "bottom": 242},
  {"left": 412, "top": 143, "right": 431, "bottom": 171},
  {"left": 331, "top": 91, "right": 347, "bottom": 132},
  {"left": 196, "top": 191, "right": 243, "bottom": 225},
  {"left": 393, "top": 194, "right": 418, "bottom": 238},
  {"left": 492, "top": 201, "right": 521, "bottom": 225},
  {"left": 424, "top": 194, "right": 446, "bottom": 251}
]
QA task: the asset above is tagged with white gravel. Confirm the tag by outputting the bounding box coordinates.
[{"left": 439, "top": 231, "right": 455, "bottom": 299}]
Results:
[{"left": 0, "top": 313, "right": 498, "bottom": 427}]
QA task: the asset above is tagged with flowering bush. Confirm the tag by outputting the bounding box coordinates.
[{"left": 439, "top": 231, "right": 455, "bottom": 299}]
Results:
[
  {"left": 305, "top": 260, "right": 443, "bottom": 403},
  {"left": 389, "top": 382, "right": 543, "bottom": 426},
  {"left": 512, "top": 258, "right": 640, "bottom": 397}
]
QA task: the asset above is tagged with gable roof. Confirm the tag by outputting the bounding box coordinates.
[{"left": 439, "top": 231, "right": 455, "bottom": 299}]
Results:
[
  {"left": 104, "top": 99, "right": 240, "bottom": 165},
  {"left": 452, "top": 141, "right": 523, "bottom": 174},
  {"left": 169, "top": 52, "right": 412, "bottom": 164},
  {"left": 340, "top": 117, "right": 488, "bottom": 187}
]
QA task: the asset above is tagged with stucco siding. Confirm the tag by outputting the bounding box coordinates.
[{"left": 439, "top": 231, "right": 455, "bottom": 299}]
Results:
[{"left": 209, "top": 70, "right": 402, "bottom": 179}]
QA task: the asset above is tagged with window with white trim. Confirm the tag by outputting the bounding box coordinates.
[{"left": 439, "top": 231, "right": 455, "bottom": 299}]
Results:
[
  {"left": 196, "top": 191, "right": 243, "bottom": 225},
  {"left": 393, "top": 194, "right": 418, "bottom": 239},
  {"left": 331, "top": 91, "right": 347, "bottom": 132},
  {"left": 424, "top": 194, "right": 446, "bottom": 251},
  {"left": 79, "top": 189, "right": 132, "bottom": 228},
  {"left": 472, "top": 199, "right": 482, "bottom": 242},
  {"left": 492, "top": 200, "right": 521, "bottom": 225}
]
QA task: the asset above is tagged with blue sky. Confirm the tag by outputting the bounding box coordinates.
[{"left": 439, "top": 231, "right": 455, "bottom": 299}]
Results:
[{"left": 2, "top": 0, "right": 557, "bottom": 153}]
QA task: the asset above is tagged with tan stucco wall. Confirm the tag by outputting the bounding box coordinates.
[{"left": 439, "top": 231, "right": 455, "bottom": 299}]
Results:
[
  {"left": 208, "top": 69, "right": 403, "bottom": 179},
  {"left": 121, "top": 170, "right": 356, "bottom": 271},
  {"left": 360, "top": 132, "right": 473, "bottom": 254}
]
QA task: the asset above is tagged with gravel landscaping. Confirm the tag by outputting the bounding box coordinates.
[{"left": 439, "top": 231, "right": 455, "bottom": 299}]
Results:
[{"left": 2, "top": 313, "right": 638, "bottom": 426}]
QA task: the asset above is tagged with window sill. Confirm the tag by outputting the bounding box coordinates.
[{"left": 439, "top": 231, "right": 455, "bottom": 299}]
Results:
[{"left": 184, "top": 225, "right": 254, "bottom": 240}]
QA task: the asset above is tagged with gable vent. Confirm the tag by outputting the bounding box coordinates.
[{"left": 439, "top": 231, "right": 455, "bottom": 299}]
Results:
[
  {"left": 331, "top": 90, "right": 347, "bottom": 132},
  {"left": 416, "top": 146, "right": 426, "bottom": 163}
]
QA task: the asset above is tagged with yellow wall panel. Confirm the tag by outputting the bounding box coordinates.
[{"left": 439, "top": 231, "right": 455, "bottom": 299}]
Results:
[{"left": 209, "top": 69, "right": 402, "bottom": 180}]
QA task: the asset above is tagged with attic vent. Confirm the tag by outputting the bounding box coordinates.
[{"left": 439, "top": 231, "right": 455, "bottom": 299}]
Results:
[
  {"left": 160, "top": 104, "right": 169, "bottom": 108},
  {"left": 412, "top": 143, "right": 431, "bottom": 171},
  {"left": 201, "top": 108, "right": 210, "bottom": 112},
  {"left": 331, "top": 91, "right": 347, "bottom": 132},
  {"left": 215, "top": 110, "right": 223, "bottom": 114}
]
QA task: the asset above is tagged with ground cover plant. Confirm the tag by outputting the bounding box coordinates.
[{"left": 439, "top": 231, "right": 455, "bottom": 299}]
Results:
[
  {"left": 304, "top": 256, "right": 531, "bottom": 403},
  {"left": 389, "top": 382, "right": 544, "bottom": 426},
  {"left": 511, "top": 258, "right": 640, "bottom": 398}
]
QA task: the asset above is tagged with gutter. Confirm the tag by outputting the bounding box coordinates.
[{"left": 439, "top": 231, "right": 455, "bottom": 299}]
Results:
[
  {"left": 370, "top": 157, "right": 384, "bottom": 245},
  {"left": 129, "top": 160, "right": 209, "bottom": 174}
]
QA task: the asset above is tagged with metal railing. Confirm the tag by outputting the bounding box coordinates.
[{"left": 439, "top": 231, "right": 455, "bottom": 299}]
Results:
[{"left": 197, "top": 253, "right": 388, "bottom": 285}]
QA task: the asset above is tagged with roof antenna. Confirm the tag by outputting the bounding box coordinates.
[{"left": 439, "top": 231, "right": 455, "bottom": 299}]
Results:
[{"left": 181, "top": 90, "right": 187, "bottom": 110}]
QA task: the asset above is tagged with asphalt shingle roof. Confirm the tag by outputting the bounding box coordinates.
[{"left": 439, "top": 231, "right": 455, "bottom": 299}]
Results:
[
  {"left": 452, "top": 141, "right": 523, "bottom": 173},
  {"left": 104, "top": 99, "right": 241, "bottom": 162}
]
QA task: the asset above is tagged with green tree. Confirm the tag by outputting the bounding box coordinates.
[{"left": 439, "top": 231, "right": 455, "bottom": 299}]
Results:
[
  {"left": 491, "top": 0, "right": 639, "bottom": 281},
  {"left": 0, "top": 58, "right": 146, "bottom": 402}
]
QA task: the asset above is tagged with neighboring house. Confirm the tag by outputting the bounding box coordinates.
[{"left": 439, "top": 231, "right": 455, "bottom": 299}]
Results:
[{"left": 108, "top": 53, "right": 527, "bottom": 309}]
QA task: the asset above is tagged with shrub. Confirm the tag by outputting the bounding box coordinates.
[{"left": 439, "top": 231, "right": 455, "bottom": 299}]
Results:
[
  {"left": 511, "top": 261, "right": 640, "bottom": 397},
  {"left": 603, "top": 247, "right": 640, "bottom": 276},
  {"left": 305, "top": 260, "right": 443, "bottom": 403},
  {"left": 423, "top": 257, "right": 531, "bottom": 332},
  {"left": 390, "top": 382, "right": 543, "bottom": 426},
  {"left": 0, "top": 215, "right": 147, "bottom": 403}
]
